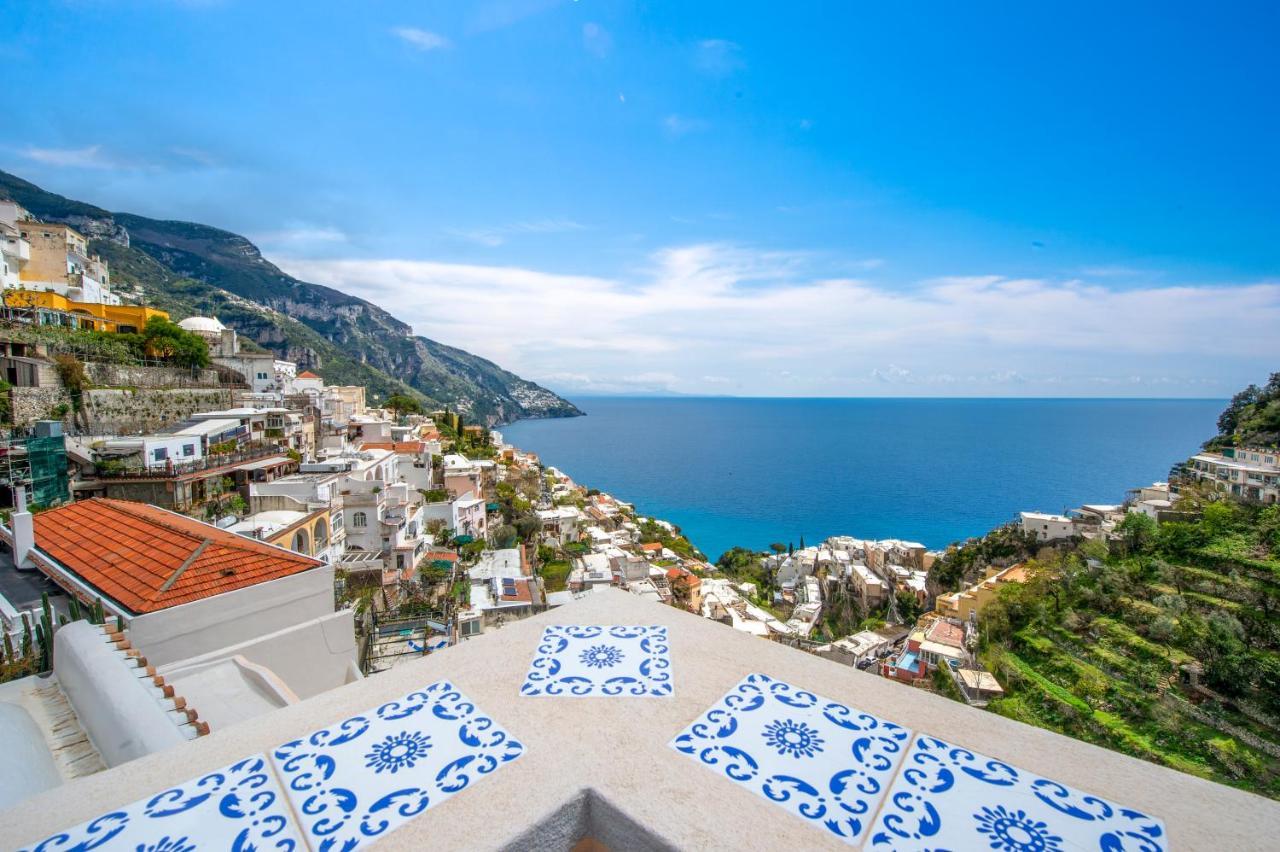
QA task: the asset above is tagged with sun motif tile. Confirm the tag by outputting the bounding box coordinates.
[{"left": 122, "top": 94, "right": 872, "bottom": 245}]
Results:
[
  {"left": 867, "top": 734, "right": 1168, "bottom": 852},
  {"left": 520, "top": 625, "right": 673, "bottom": 697},
  {"left": 272, "top": 680, "right": 524, "bottom": 849},
  {"left": 669, "top": 672, "right": 910, "bottom": 845},
  {"left": 19, "top": 754, "right": 301, "bottom": 852}
]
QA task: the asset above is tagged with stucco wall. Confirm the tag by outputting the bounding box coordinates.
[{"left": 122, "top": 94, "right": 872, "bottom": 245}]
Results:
[
  {"left": 126, "top": 565, "right": 337, "bottom": 668},
  {"left": 157, "top": 610, "right": 358, "bottom": 701}
]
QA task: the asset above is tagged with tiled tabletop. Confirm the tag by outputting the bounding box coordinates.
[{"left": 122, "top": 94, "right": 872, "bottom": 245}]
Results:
[
  {"left": 18, "top": 754, "right": 302, "bottom": 852},
  {"left": 520, "top": 624, "right": 673, "bottom": 697},
  {"left": 671, "top": 672, "right": 911, "bottom": 846}
]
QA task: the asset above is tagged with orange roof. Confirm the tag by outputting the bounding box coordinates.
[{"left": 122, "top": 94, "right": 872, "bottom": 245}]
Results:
[
  {"left": 926, "top": 619, "right": 966, "bottom": 648},
  {"left": 33, "top": 498, "right": 323, "bottom": 615},
  {"left": 500, "top": 578, "right": 534, "bottom": 603},
  {"left": 297, "top": 370, "right": 322, "bottom": 379},
  {"left": 639, "top": 542, "right": 663, "bottom": 552},
  {"left": 358, "top": 441, "right": 428, "bottom": 453}
]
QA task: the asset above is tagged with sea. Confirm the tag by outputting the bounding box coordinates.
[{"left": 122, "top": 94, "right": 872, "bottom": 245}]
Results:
[{"left": 500, "top": 397, "right": 1223, "bottom": 561}]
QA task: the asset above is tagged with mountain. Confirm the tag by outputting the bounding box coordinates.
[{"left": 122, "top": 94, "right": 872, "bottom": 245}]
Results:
[{"left": 0, "top": 170, "right": 582, "bottom": 425}]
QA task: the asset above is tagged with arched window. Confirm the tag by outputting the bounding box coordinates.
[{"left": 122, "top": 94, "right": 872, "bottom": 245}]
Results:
[
  {"left": 292, "top": 529, "right": 311, "bottom": 555},
  {"left": 314, "top": 517, "right": 329, "bottom": 549},
  {"left": 352, "top": 511, "right": 367, "bottom": 528}
]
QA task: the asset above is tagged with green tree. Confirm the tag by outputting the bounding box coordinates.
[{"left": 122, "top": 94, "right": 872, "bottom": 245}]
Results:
[{"left": 384, "top": 393, "right": 424, "bottom": 418}]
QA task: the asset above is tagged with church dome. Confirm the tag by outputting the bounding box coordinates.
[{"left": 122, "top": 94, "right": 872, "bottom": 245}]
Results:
[{"left": 177, "top": 316, "right": 227, "bottom": 335}]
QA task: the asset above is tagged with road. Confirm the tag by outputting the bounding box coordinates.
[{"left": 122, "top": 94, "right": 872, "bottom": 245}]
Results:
[{"left": 0, "top": 546, "right": 71, "bottom": 620}]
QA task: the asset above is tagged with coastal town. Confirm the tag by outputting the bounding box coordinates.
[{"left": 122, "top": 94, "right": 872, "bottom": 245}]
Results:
[{"left": 0, "top": 198, "right": 1279, "bottom": 843}]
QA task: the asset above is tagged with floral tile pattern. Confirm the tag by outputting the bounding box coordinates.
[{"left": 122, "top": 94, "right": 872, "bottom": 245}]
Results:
[
  {"left": 272, "top": 680, "right": 523, "bottom": 850},
  {"left": 868, "top": 734, "right": 1167, "bottom": 851},
  {"left": 520, "top": 625, "right": 673, "bottom": 697},
  {"left": 670, "top": 673, "right": 910, "bottom": 845},
  {"left": 19, "top": 754, "right": 301, "bottom": 852}
]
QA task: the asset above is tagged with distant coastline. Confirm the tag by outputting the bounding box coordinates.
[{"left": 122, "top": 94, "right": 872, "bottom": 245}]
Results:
[{"left": 502, "top": 396, "right": 1223, "bottom": 560}]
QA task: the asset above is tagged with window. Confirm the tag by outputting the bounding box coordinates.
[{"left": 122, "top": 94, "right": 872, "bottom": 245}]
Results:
[
  {"left": 314, "top": 518, "right": 329, "bottom": 549},
  {"left": 352, "top": 511, "right": 367, "bottom": 528},
  {"left": 396, "top": 555, "right": 405, "bottom": 570},
  {"left": 183, "top": 444, "right": 196, "bottom": 457},
  {"left": 152, "top": 447, "right": 168, "bottom": 462},
  {"left": 292, "top": 529, "right": 311, "bottom": 555},
  {"left": 331, "top": 511, "right": 344, "bottom": 531}
]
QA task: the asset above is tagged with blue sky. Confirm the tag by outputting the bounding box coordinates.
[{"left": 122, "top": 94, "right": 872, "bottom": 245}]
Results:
[{"left": 4, "top": 1, "right": 1278, "bottom": 397}]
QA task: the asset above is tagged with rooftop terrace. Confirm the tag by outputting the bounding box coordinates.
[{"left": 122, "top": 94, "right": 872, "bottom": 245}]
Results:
[{"left": 5, "top": 589, "right": 1278, "bottom": 849}]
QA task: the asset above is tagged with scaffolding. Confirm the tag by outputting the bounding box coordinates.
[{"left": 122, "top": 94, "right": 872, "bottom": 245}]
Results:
[{"left": 0, "top": 426, "right": 70, "bottom": 509}]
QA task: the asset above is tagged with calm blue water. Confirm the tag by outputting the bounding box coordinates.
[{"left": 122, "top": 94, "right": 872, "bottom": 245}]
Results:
[{"left": 502, "top": 398, "right": 1222, "bottom": 560}]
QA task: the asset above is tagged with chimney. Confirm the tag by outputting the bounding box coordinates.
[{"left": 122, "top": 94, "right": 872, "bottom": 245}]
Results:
[{"left": 12, "top": 485, "right": 36, "bottom": 570}]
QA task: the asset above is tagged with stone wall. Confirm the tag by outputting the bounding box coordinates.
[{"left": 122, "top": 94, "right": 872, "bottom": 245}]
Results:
[
  {"left": 10, "top": 386, "right": 72, "bottom": 426},
  {"left": 81, "top": 388, "right": 233, "bottom": 433},
  {"left": 83, "top": 363, "right": 223, "bottom": 390}
]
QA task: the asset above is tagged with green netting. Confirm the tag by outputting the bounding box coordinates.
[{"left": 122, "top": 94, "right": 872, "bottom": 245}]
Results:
[{"left": 26, "top": 435, "right": 70, "bottom": 507}]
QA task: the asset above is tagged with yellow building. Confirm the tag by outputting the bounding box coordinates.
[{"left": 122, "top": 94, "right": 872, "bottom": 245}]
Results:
[
  {"left": 936, "top": 562, "right": 1029, "bottom": 622},
  {"left": 2, "top": 288, "right": 168, "bottom": 333}
]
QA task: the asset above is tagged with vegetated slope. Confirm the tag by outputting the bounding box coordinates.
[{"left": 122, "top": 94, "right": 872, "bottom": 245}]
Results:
[
  {"left": 1207, "top": 372, "right": 1280, "bottom": 451},
  {"left": 0, "top": 169, "right": 581, "bottom": 425},
  {"left": 927, "top": 379, "right": 1280, "bottom": 800}
]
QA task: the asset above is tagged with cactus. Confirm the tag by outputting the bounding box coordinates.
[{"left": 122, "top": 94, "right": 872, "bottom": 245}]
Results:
[
  {"left": 20, "top": 613, "right": 32, "bottom": 658},
  {"left": 34, "top": 622, "right": 49, "bottom": 671},
  {"left": 2, "top": 633, "right": 13, "bottom": 665},
  {"left": 93, "top": 598, "right": 105, "bottom": 625},
  {"left": 115, "top": 615, "right": 124, "bottom": 633},
  {"left": 68, "top": 597, "right": 81, "bottom": 622}
]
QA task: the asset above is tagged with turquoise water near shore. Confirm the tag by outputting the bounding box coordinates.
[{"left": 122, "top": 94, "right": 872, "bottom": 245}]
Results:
[{"left": 501, "top": 397, "right": 1222, "bottom": 560}]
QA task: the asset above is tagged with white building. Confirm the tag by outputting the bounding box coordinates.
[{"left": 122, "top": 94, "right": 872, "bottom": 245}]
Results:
[{"left": 1020, "top": 511, "right": 1075, "bottom": 542}]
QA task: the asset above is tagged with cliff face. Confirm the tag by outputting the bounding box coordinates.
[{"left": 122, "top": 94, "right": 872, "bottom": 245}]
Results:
[{"left": 0, "top": 170, "right": 582, "bottom": 425}]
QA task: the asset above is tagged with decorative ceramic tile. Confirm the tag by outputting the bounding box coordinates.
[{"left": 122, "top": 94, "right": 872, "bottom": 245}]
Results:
[
  {"left": 20, "top": 754, "right": 301, "bottom": 852},
  {"left": 868, "top": 734, "right": 1168, "bottom": 851},
  {"left": 670, "top": 672, "right": 910, "bottom": 845},
  {"left": 520, "top": 625, "right": 673, "bottom": 697},
  {"left": 272, "top": 680, "right": 524, "bottom": 849}
]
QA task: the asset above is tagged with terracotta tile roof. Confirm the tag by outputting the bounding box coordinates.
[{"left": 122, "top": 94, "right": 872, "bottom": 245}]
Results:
[
  {"left": 358, "top": 441, "right": 428, "bottom": 453},
  {"left": 297, "top": 370, "right": 322, "bottom": 379},
  {"left": 639, "top": 542, "right": 663, "bottom": 553},
  {"left": 926, "top": 619, "right": 966, "bottom": 648},
  {"left": 33, "top": 498, "right": 324, "bottom": 615},
  {"left": 499, "top": 578, "right": 534, "bottom": 603}
]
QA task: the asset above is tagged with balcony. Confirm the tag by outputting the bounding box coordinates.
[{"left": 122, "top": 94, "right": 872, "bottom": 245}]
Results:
[
  {"left": 3, "top": 589, "right": 1275, "bottom": 849},
  {"left": 95, "top": 444, "right": 287, "bottom": 480}
]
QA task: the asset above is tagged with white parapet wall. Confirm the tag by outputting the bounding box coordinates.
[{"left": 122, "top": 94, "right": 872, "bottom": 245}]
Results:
[{"left": 4, "top": 589, "right": 1278, "bottom": 849}]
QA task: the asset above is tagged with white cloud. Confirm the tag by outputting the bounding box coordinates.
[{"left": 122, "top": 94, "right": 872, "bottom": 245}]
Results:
[
  {"left": 253, "top": 225, "right": 348, "bottom": 251},
  {"left": 392, "top": 27, "right": 451, "bottom": 51},
  {"left": 278, "top": 243, "right": 1280, "bottom": 397},
  {"left": 662, "top": 114, "right": 709, "bottom": 138},
  {"left": 20, "top": 145, "right": 138, "bottom": 169},
  {"left": 694, "top": 39, "right": 745, "bottom": 76},
  {"left": 582, "top": 22, "right": 613, "bottom": 58},
  {"left": 446, "top": 218, "right": 586, "bottom": 247}
]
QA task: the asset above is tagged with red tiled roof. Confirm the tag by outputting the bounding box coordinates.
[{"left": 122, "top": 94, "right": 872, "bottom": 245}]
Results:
[
  {"left": 297, "top": 370, "right": 322, "bottom": 379},
  {"left": 33, "top": 498, "right": 323, "bottom": 615},
  {"left": 358, "top": 441, "right": 428, "bottom": 453},
  {"left": 927, "top": 619, "right": 966, "bottom": 648},
  {"left": 639, "top": 542, "right": 663, "bottom": 553},
  {"left": 500, "top": 578, "right": 534, "bottom": 603}
]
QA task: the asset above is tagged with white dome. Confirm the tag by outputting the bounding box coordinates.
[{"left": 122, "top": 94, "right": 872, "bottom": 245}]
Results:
[{"left": 178, "top": 316, "right": 226, "bottom": 334}]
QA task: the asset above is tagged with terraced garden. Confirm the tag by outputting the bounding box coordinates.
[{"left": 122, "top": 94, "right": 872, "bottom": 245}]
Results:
[{"left": 964, "top": 502, "right": 1280, "bottom": 799}]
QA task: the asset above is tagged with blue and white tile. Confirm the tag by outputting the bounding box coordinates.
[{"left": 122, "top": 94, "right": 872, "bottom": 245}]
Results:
[
  {"left": 272, "top": 680, "right": 524, "bottom": 850},
  {"left": 20, "top": 754, "right": 301, "bottom": 852},
  {"left": 521, "top": 625, "right": 673, "bottom": 697},
  {"left": 670, "top": 672, "right": 910, "bottom": 845},
  {"left": 868, "top": 734, "right": 1168, "bottom": 851}
]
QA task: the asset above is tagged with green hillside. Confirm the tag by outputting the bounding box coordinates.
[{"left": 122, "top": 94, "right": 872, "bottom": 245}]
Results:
[
  {"left": 0, "top": 170, "right": 581, "bottom": 425},
  {"left": 932, "top": 379, "right": 1280, "bottom": 799}
]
